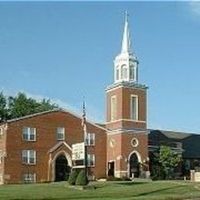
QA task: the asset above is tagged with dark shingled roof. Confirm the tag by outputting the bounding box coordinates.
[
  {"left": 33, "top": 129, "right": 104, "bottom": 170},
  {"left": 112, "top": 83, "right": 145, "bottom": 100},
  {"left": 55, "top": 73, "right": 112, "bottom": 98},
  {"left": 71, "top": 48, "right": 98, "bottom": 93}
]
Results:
[
  {"left": 149, "top": 129, "right": 200, "bottom": 159},
  {"left": 159, "top": 130, "right": 191, "bottom": 140}
]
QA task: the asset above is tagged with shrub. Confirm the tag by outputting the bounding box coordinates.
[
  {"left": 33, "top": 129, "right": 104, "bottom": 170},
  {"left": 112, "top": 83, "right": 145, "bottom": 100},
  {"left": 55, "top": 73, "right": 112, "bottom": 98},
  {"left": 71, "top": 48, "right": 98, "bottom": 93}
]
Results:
[
  {"left": 68, "top": 170, "right": 79, "bottom": 185},
  {"left": 75, "top": 170, "right": 89, "bottom": 186}
]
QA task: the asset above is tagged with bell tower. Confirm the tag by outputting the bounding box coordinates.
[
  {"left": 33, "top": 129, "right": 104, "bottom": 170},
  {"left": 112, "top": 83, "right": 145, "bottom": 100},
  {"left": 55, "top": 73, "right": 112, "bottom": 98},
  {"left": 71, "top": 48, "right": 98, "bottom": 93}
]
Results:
[
  {"left": 106, "top": 13, "right": 149, "bottom": 179},
  {"left": 106, "top": 13, "right": 148, "bottom": 131}
]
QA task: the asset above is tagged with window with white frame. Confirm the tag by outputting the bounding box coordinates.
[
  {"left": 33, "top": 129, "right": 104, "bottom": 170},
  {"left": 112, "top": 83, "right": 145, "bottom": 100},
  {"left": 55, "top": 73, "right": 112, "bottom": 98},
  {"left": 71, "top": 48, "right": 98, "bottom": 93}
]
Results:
[
  {"left": 22, "top": 150, "right": 36, "bottom": 165},
  {"left": 111, "top": 96, "right": 117, "bottom": 121},
  {"left": 116, "top": 66, "right": 120, "bottom": 81},
  {"left": 121, "top": 64, "right": 128, "bottom": 80},
  {"left": 23, "top": 173, "right": 36, "bottom": 183},
  {"left": 130, "top": 65, "right": 134, "bottom": 80},
  {"left": 56, "top": 127, "right": 65, "bottom": 140},
  {"left": 87, "top": 154, "right": 95, "bottom": 167},
  {"left": 86, "top": 133, "right": 95, "bottom": 146},
  {"left": 130, "top": 95, "right": 138, "bottom": 120},
  {"left": 22, "top": 127, "right": 36, "bottom": 141}
]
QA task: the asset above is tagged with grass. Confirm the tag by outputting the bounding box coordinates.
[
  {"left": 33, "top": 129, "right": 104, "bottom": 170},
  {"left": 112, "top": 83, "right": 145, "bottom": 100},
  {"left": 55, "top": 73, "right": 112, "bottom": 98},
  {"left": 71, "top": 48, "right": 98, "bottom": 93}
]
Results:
[{"left": 0, "top": 180, "right": 200, "bottom": 200}]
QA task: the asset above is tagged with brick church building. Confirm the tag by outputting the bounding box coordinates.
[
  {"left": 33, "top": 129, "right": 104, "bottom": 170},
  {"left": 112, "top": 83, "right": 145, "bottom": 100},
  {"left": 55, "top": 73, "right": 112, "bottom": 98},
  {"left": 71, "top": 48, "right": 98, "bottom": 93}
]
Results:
[{"left": 0, "top": 15, "right": 199, "bottom": 184}]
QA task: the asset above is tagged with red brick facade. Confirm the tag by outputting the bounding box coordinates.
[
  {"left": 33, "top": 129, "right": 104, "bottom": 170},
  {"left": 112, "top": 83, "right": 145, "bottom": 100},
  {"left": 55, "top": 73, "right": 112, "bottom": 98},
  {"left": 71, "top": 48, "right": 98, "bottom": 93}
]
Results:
[
  {"left": 106, "top": 83, "right": 149, "bottom": 178},
  {"left": 0, "top": 110, "right": 107, "bottom": 184}
]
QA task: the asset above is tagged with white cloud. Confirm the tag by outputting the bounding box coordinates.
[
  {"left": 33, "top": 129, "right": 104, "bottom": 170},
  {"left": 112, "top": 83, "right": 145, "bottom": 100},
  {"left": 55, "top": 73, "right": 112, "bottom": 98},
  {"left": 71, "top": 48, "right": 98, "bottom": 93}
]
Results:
[{"left": 188, "top": 1, "right": 200, "bottom": 16}]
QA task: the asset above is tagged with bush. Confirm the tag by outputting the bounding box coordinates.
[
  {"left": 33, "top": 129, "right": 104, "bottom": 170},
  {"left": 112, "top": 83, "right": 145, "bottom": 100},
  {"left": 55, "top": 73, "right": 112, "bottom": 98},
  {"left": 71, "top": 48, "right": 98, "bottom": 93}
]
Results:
[
  {"left": 68, "top": 170, "right": 79, "bottom": 185},
  {"left": 75, "top": 170, "right": 89, "bottom": 186}
]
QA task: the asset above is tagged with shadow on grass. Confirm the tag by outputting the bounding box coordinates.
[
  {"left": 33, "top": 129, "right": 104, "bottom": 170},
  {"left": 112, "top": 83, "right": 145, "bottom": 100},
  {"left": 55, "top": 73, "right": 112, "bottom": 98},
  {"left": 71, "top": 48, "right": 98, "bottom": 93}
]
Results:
[
  {"left": 8, "top": 185, "right": 185, "bottom": 200},
  {"left": 116, "top": 181, "right": 148, "bottom": 186},
  {"left": 137, "top": 185, "right": 183, "bottom": 197}
]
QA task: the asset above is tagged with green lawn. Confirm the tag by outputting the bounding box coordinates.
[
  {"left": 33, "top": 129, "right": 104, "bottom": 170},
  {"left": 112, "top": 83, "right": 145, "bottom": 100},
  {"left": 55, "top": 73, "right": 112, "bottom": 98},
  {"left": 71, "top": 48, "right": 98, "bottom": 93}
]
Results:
[{"left": 0, "top": 180, "right": 200, "bottom": 200}]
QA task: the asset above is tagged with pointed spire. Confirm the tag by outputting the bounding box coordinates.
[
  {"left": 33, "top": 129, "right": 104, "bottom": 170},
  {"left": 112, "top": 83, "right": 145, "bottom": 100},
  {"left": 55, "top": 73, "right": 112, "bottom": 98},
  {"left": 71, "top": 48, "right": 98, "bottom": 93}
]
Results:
[{"left": 121, "top": 11, "right": 132, "bottom": 54}]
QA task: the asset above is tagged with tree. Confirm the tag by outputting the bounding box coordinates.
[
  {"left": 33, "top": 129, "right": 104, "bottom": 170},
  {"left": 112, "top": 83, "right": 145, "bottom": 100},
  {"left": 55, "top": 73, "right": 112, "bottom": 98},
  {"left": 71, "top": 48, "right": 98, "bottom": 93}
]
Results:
[
  {"left": 158, "top": 145, "right": 181, "bottom": 179},
  {"left": 0, "top": 91, "right": 58, "bottom": 122},
  {"left": 35, "top": 99, "right": 58, "bottom": 113},
  {"left": 0, "top": 92, "right": 7, "bottom": 122}
]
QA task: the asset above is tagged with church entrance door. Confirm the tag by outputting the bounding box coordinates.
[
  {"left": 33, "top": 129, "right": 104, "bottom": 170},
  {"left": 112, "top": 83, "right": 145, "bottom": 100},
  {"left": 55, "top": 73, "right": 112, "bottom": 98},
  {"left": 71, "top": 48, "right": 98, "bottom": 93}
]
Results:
[
  {"left": 55, "top": 154, "right": 71, "bottom": 181},
  {"left": 129, "top": 153, "right": 139, "bottom": 178}
]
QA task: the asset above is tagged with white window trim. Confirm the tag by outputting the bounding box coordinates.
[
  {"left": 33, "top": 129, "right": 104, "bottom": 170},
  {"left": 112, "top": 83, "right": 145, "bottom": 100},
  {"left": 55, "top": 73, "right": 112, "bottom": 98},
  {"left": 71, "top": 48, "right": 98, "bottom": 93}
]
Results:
[
  {"left": 121, "top": 64, "right": 128, "bottom": 81},
  {"left": 131, "top": 138, "right": 139, "bottom": 147},
  {"left": 86, "top": 133, "right": 95, "bottom": 146},
  {"left": 56, "top": 127, "right": 65, "bottom": 141},
  {"left": 22, "top": 127, "right": 36, "bottom": 141},
  {"left": 87, "top": 154, "right": 95, "bottom": 167},
  {"left": 130, "top": 95, "right": 139, "bottom": 121},
  {"left": 22, "top": 150, "right": 36, "bottom": 165},
  {"left": 23, "top": 173, "right": 36, "bottom": 183},
  {"left": 115, "top": 65, "right": 120, "bottom": 82},
  {"left": 111, "top": 95, "right": 117, "bottom": 121}
]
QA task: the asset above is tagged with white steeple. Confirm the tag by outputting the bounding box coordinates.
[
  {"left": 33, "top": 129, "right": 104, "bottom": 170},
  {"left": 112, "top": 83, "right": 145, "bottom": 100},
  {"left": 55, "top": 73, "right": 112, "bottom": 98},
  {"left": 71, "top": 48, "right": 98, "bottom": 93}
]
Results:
[
  {"left": 114, "top": 12, "right": 139, "bottom": 84},
  {"left": 121, "top": 11, "right": 131, "bottom": 54}
]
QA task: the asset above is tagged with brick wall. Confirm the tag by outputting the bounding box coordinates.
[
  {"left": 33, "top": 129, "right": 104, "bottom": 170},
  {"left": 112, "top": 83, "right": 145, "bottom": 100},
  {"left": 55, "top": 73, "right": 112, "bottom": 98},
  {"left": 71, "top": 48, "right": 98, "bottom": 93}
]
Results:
[
  {"left": 3, "top": 110, "right": 107, "bottom": 184},
  {"left": 106, "top": 85, "right": 147, "bottom": 130}
]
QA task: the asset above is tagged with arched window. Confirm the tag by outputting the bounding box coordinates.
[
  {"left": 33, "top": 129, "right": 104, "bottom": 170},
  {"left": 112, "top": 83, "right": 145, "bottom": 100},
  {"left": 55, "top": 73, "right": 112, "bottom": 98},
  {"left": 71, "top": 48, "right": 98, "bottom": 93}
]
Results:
[
  {"left": 116, "top": 66, "right": 120, "bottom": 81},
  {"left": 130, "top": 65, "right": 134, "bottom": 80},
  {"left": 121, "top": 65, "right": 128, "bottom": 80}
]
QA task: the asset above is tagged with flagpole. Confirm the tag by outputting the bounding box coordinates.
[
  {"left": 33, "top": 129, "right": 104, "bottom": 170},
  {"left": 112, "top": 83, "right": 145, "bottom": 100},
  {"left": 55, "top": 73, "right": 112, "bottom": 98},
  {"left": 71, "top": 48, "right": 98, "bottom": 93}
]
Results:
[{"left": 82, "top": 100, "right": 88, "bottom": 179}]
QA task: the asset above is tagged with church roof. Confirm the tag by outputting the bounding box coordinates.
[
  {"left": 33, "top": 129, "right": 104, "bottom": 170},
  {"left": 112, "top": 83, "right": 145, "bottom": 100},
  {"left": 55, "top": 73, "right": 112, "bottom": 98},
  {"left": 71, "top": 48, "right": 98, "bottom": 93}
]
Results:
[
  {"left": 150, "top": 129, "right": 192, "bottom": 140},
  {"left": 2, "top": 108, "right": 107, "bottom": 131}
]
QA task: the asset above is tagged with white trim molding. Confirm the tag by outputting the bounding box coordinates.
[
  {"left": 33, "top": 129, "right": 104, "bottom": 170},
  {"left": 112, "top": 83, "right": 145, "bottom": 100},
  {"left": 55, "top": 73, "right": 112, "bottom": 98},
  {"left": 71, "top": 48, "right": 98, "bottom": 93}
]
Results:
[
  {"left": 106, "top": 118, "right": 146, "bottom": 124},
  {"left": 48, "top": 141, "right": 72, "bottom": 153},
  {"left": 110, "top": 95, "right": 117, "bottom": 121},
  {"left": 130, "top": 94, "right": 139, "bottom": 121},
  {"left": 127, "top": 150, "right": 142, "bottom": 177},
  {"left": 107, "top": 129, "right": 148, "bottom": 136},
  {"left": 50, "top": 150, "right": 72, "bottom": 182}
]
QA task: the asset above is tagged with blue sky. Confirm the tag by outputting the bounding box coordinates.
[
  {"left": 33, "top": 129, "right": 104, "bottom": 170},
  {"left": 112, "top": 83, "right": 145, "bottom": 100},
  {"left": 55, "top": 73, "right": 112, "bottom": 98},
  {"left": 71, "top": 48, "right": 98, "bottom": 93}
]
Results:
[{"left": 0, "top": 2, "right": 200, "bottom": 133}]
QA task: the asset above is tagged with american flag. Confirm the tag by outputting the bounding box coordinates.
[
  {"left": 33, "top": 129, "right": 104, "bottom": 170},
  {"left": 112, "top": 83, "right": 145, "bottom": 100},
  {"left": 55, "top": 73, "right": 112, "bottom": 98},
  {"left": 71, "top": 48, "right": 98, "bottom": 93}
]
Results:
[{"left": 82, "top": 101, "right": 87, "bottom": 144}]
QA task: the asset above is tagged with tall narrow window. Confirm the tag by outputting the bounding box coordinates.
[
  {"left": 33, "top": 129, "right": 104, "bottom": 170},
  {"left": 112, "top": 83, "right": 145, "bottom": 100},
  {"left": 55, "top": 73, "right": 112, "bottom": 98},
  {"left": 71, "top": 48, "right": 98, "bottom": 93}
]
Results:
[
  {"left": 121, "top": 65, "right": 128, "bottom": 80},
  {"left": 130, "top": 65, "right": 134, "bottom": 80},
  {"left": 116, "top": 66, "right": 120, "bottom": 81},
  {"left": 86, "top": 133, "right": 95, "bottom": 146},
  {"left": 87, "top": 154, "right": 95, "bottom": 167},
  {"left": 22, "top": 127, "right": 36, "bottom": 141},
  {"left": 56, "top": 127, "right": 65, "bottom": 140},
  {"left": 130, "top": 95, "right": 138, "bottom": 120},
  {"left": 111, "top": 96, "right": 117, "bottom": 121},
  {"left": 22, "top": 150, "right": 36, "bottom": 165}
]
